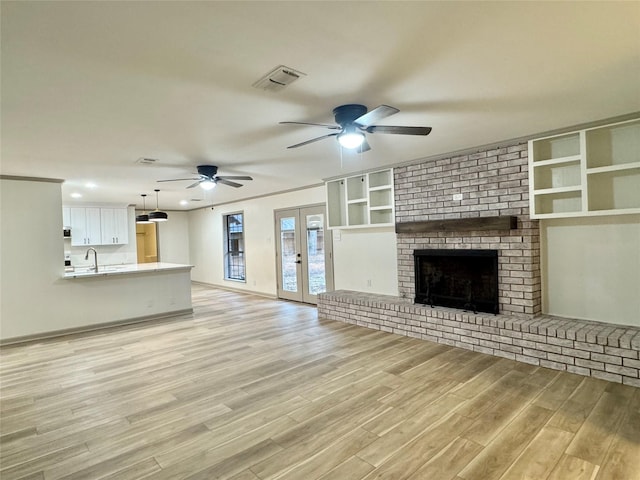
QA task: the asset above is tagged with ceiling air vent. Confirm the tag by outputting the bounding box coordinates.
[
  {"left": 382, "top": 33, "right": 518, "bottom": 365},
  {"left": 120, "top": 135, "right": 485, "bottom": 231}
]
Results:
[
  {"left": 252, "top": 65, "right": 305, "bottom": 92},
  {"left": 136, "top": 157, "right": 159, "bottom": 165}
]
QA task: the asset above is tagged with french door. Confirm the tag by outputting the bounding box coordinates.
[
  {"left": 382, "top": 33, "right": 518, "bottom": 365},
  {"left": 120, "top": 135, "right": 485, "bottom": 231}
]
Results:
[{"left": 275, "top": 205, "right": 334, "bottom": 304}]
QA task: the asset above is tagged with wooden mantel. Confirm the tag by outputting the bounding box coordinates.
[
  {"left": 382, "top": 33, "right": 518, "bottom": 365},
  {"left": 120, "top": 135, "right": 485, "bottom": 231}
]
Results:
[{"left": 395, "top": 215, "right": 518, "bottom": 234}]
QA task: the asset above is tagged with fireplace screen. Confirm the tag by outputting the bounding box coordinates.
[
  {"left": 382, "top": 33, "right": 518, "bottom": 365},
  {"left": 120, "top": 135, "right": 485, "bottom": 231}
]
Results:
[{"left": 414, "top": 249, "right": 499, "bottom": 314}]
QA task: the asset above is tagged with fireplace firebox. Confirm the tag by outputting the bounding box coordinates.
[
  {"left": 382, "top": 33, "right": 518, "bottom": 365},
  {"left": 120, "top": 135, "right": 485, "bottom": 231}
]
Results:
[{"left": 414, "top": 249, "right": 499, "bottom": 314}]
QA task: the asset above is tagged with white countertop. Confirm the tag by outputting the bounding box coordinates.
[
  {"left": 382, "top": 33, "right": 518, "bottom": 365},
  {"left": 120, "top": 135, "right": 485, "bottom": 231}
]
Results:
[{"left": 63, "top": 262, "right": 193, "bottom": 279}]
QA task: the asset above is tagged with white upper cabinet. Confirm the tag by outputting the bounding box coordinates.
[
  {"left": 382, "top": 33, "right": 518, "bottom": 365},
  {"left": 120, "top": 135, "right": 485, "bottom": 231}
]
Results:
[
  {"left": 67, "top": 206, "right": 130, "bottom": 246},
  {"left": 528, "top": 118, "right": 640, "bottom": 218},
  {"left": 100, "top": 208, "right": 129, "bottom": 245},
  {"left": 69, "top": 207, "right": 102, "bottom": 246},
  {"left": 326, "top": 168, "right": 395, "bottom": 229}
]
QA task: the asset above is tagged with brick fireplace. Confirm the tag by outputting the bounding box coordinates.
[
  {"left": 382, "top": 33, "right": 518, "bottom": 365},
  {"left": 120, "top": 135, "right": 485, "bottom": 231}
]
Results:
[
  {"left": 394, "top": 142, "right": 542, "bottom": 317},
  {"left": 318, "top": 141, "right": 640, "bottom": 386}
]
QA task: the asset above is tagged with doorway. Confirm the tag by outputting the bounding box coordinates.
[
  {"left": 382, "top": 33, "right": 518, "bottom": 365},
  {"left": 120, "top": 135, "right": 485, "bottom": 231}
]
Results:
[
  {"left": 275, "top": 205, "right": 334, "bottom": 304},
  {"left": 136, "top": 222, "right": 158, "bottom": 263}
]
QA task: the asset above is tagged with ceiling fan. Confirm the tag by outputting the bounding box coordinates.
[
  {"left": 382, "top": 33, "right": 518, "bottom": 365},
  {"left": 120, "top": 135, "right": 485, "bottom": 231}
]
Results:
[
  {"left": 157, "top": 165, "right": 253, "bottom": 190},
  {"left": 280, "top": 104, "right": 432, "bottom": 152}
]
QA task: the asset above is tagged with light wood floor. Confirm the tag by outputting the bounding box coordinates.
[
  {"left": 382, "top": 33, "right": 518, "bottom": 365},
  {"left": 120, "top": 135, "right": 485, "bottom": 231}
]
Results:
[{"left": 1, "top": 284, "right": 638, "bottom": 480}]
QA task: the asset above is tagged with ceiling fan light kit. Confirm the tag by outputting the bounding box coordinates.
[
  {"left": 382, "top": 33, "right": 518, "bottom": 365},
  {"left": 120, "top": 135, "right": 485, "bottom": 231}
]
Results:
[
  {"left": 337, "top": 125, "right": 365, "bottom": 149},
  {"left": 281, "top": 104, "right": 432, "bottom": 152},
  {"left": 200, "top": 179, "right": 216, "bottom": 191}
]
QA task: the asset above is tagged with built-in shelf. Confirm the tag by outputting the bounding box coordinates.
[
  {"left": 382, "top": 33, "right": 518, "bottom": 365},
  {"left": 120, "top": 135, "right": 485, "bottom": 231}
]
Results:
[
  {"left": 586, "top": 161, "right": 640, "bottom": 175},
  {"left": 532, "top": 155, "right": 582, "bottom": 167},
  {"left": 529, "top": 118, "right": 640, "bottom": 218},
  {"left": 533, "top": 185, "right": 583, "bottom": 196},
  {"left": 326, "top": 168, "right": 395, "bottom": 229}
]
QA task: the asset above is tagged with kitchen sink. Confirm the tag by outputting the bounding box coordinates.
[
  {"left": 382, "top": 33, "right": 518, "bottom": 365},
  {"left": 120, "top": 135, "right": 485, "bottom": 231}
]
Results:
[{"left": 71, "top": 265, "right": 131, "bottom": 274}]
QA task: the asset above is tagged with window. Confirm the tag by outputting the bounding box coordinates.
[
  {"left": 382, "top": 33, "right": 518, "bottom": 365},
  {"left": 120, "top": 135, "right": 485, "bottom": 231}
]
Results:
[{"left": 224, "top": 212, "right": 245, "bottom": 281}]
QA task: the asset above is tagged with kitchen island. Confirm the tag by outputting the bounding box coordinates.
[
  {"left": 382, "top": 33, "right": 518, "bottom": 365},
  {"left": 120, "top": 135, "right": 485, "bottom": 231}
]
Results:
[
  {"left": 64, "top": 261, "right": 192, "bottom": 278},
  {"left": 3, "top": 262, "right": 194, "bottom": 343}
]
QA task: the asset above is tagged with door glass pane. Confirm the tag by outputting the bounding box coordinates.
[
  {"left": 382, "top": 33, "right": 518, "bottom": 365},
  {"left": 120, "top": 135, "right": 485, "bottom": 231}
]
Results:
[
  {"left": 280, "top": 217, "right": 297, "bottom": 292},
  {"left": 306, "top": 214, "right": 326, "bottom": 295}
]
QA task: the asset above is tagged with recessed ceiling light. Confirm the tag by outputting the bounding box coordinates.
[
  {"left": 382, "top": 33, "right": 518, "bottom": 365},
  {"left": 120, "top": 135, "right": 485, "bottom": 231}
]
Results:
[
  {"left": 71, "top": 193, "right": 82, "bottom": 198},
  {"left": 180, "top": 200, "right": 189, "bottom": 206},
  {"left": 85, "top": 182, "right": 97, "bottom": 188}
]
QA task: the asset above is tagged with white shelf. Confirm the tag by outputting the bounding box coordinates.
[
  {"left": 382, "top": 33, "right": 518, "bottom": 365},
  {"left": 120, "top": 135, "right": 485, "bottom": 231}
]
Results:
[
  {"left": 587, "top": 167, "right": 640, "bottom": 212},
  {"left": 586, "top": 161, "right": 640, "bottom": 175},
  {"left": 533, "top": 185, "right": 583, "bottom": 196},
  {"left": 529, "top": 118, "right": 640, "bottom": 219},
  {"left": 369, "top": 185, "right": 392, "bottom": 192},
  {"left": 531, "top": 132, "right": 580, "bottom": 162},
  {"left": 326, "top": 168, "right": 395, "bottom": 229},
  {"left": 586, "top": 120, "right": 640, "bottom": 169},
  {"left": 532, "top": 155, "right": 582, "bottom": 167},
  {"left": 533, "top": 160, "right": 581, "bottom": 190}
]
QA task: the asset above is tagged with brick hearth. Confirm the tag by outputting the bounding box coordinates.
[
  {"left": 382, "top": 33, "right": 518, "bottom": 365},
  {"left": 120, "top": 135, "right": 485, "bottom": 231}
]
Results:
[{"left": 317, "top": 291, "right": 640, "bottom": 387}]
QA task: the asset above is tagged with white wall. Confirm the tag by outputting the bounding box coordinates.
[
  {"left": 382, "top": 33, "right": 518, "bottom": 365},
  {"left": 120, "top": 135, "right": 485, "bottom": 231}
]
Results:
[
  {"left": 0, "top": 178, "right": 191, "bottom": 341},
  {"left": 188, "top": 186, "right": 325, "bottom": 296},
  {"left": 187, "top": 185, "right": 399, "bottom": 298},
  {"left": 332, "top": 227, "right": 398, "bottom": 295},
  {"left": 541, "top": 215, "right": 640, "bottom": 326},
  {"left": 157, "top": 210, "right": 191, "bottom": 264}
]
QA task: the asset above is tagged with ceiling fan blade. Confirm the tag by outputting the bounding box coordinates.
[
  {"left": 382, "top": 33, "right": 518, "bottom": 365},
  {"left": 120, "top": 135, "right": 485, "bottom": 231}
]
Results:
[
  {"left": 216, "top": 178, "right": 243, "bottom": 188},
  {"left": 186, "top": 181, "right": 202, "bottom": 189},
  {"left": 287, "top": 132, "right": 339, "bottom": 149},
  {"left": 353, "top": 105, "right": 399, "bottom": 127},
  {"left": 216, "top": 175, "right": 253, "bottom": 181},
  {"left": 157, "top": 177, "right": 200, "bottom": 182},
  {"left": 279, "top": 121, "right": 341, "bottom": 130},
  {"left": 365, "top": 125, "right": 432, "bottom": 136},
  {"left": 358, "top": 138, "right": 371, "bottom": 153}
]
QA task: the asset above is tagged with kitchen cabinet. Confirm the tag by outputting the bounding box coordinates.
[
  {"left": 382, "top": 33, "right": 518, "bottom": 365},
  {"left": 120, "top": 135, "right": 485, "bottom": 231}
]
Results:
[
  {"left": 66, "top": 206, "right": 129, "bottom": 246},
  {"left": 101, "top": 208, "right": 129, "bottom": 245},
  {"left": 69, "top": 207, "right": 102, "bottom": 246},
  {"left": 528, "top": 118, "right": 640, "bottom": 218},
  {"left": 326, "top": 168, "right": 395, "bottom": 228}
]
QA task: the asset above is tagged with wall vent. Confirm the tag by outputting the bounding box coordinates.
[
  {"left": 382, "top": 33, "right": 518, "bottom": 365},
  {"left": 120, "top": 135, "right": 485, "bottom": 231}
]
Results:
[{"left": 252, "top": 65, "right": 305, "bottom": 92}]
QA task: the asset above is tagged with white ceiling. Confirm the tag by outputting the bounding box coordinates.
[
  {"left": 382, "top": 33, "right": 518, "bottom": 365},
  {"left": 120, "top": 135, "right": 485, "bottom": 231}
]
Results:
[{"left": 2, "top": 1, "right": 639, "bottom": 211}]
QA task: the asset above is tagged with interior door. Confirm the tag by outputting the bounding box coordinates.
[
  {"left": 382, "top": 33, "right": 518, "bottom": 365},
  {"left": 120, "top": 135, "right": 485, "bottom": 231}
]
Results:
[{"left": 275, "top": 205, "right": 333, "bottom": 304}]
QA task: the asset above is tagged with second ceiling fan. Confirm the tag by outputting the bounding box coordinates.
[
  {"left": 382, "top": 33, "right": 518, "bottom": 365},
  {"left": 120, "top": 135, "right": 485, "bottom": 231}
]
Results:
[
  {"left": 280, "top": 104, "right": 432, "bottom": 152},
  {"left": 157, "top": 165, "right": 252, "bottom": 190}
]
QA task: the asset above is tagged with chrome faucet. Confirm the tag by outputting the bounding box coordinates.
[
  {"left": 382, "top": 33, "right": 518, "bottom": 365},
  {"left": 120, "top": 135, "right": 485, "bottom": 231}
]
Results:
[{"left": 85, "top": 247, "right": 98, "bottom": 272}]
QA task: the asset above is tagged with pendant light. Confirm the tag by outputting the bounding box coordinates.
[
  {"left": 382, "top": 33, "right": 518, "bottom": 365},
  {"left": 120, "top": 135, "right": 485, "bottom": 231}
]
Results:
[
  {"left": 149, "top": 189, "right": 168, "bottom": 222},
  {"left": 136, "top": 194, "right": 153, "bottom": 224}
]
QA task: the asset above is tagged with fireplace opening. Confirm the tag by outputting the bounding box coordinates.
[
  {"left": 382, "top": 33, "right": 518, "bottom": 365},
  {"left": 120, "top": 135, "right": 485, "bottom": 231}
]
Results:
[{"left": 414, "top": 249, "right": 499, "bottom": 314}]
